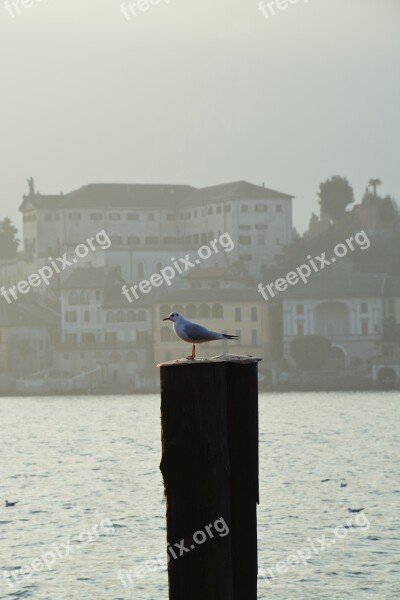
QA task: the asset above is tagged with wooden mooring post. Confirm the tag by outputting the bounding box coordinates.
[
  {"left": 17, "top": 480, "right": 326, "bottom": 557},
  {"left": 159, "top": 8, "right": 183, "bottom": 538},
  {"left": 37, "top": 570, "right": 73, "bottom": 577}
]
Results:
[{"left": 159, "top": 354, "right": 260, "bottom": 600}]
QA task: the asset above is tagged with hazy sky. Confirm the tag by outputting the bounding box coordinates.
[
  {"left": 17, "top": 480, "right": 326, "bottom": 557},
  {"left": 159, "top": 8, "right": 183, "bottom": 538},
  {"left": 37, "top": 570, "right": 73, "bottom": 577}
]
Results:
[{"left": 1, "top": 0, "right": 399, "bottom": 235}]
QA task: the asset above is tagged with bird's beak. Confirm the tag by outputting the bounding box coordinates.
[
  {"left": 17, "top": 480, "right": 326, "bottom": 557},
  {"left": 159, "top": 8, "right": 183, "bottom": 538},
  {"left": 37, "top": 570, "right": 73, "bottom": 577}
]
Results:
[{"left": 162, "top": 317, "right": 170, "bottom": 321}]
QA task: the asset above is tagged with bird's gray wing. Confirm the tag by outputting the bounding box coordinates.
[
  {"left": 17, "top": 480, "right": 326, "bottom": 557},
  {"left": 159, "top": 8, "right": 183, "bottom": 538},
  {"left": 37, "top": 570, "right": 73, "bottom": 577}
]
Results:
[{"left": 182, "top": 322, "right": 222, "bottom": 342}]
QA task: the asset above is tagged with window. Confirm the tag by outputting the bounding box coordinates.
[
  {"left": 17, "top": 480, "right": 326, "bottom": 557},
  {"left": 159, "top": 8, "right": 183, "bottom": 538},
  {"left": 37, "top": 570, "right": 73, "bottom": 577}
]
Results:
[
  {"left": 257, "top": 235, "right": 265, "bottom": 245},
  {"left": 296, "top": 304, "right": 304, "bottom": 315},
  {"left": 117, "top": 311, "right": 126, "bottom": 322},
  {"left": 91, "top": 213, "right": 103, "bottom": 220},
  {"left": 82, "top": 333, "right": 95, "bottom": 344},
  {"left": 109, "top": 213, "right": 121, "bottom": 220},
  {"left": 361, "top": 320, "right": 369, "bottom": 335},
  {"left": 239, "top": 236, "right": 251, "bottom": 245},
  {"left": 68, "top": 213, "right": 81, "bottom": 220},
  {"left": 65, "top": 333, "right": 77, "bottom": 345},
  {"left": 251, "top": 307, "right": 257, "bottom": 321},
  {"left": 276, "top": 204, "right": 283, "bottom": 212},
  {"left": 110, "top": 235, "right": 122, "bottom": 245},
  {"left": 105, "top": 332, "right": 117, "bottom": 345},
  {"left": 239, "top": 225, "right": 251, "bottom": 230},
  {"left": 128, "top": 235, "right": 140, "bottom": 245},
  {"left": 68, "top": 291, "right": 78, "bottom": 305},
  {"left": 80, "top": 291, "right": 89, "bottom": 304},
  {"left": 65, "top": 311, "right": 77, "bottom": 323},
  {"left": 127, "top": 213, "right": 139, "bottom": 221},
  {"left": 252, "top": 330, "right": 258, "bottom": 345},
  {"left": 235, "top": 307, "right": 241, "bottom": 322},
  {"left": 84, "top": 311, "right": 90, "bottom": 322},
  {"left": 296, "top": 322, "right": 304, "bottom": 336}
]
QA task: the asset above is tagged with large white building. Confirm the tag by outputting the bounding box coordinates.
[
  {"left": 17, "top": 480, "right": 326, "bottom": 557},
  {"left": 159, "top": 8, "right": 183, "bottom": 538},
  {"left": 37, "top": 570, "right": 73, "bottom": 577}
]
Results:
[{"left": 18, "top": 180, "right": 294, "bottom": 282}]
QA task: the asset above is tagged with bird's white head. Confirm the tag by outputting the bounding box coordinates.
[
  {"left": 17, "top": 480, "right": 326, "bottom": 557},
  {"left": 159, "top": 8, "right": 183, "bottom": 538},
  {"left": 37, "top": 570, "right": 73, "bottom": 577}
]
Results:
[{"left": 162, "top": 312, "right": 183, "bottom": 323}]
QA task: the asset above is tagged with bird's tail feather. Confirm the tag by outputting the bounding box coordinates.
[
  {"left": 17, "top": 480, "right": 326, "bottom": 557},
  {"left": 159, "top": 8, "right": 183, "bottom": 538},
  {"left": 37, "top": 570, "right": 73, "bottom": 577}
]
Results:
[{"left": 222, "top": 334, "right": 239, "bottom": 340}]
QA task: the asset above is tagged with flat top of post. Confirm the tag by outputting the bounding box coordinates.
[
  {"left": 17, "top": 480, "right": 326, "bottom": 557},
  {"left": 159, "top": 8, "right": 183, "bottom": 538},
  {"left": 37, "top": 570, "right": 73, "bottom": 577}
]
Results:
[{"left": 157, "top": 353, "right": 262, "bottom": 368}]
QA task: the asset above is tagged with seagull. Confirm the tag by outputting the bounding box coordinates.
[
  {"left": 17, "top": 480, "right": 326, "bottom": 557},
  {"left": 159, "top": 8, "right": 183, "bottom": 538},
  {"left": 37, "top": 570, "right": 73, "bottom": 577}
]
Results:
[
  {"left": 162, "top": 312, "right": 239, "bottom": 359},
  {"left": 5, "top": 500, "right": 19, "bottom": 507}
]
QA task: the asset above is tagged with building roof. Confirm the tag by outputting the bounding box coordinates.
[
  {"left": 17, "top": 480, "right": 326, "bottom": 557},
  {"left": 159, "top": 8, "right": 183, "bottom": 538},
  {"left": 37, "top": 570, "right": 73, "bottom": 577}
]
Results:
[
  {"left": 19, "top": 180, "right": 294, "bottom": 212},
  {"left": 184, "top": 180, "right": 294, "bottom": 205}
]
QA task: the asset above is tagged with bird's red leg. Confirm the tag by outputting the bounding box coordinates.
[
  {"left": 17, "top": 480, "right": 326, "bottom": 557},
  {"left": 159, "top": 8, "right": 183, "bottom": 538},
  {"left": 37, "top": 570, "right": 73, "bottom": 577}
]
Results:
[{"left": 187, "top": 344, "right": 196, "bottom": 360}]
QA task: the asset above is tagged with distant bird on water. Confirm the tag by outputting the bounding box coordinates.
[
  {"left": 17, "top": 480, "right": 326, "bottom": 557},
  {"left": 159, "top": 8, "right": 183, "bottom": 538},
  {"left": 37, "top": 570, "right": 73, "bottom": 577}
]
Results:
[
  {"left": 162, "top": 312, "right": 239, "bottom": 360},
  {"left": 348, "top": 507, "right": 365, "bottom": 513},
  {"left": 5, "top": 500, "right": 19, "bottom": 507}
]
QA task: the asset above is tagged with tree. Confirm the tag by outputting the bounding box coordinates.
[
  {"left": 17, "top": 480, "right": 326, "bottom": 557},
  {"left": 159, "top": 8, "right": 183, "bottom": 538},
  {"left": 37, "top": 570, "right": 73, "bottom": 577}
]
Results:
[
  {"left": 0, "top": 217, "right": 20, "bottom": 259},
  {"left": 291, "top": 335, "right": 332, "bottom": 370},
  {"left": 368, "top": 178, "right": 382, "bottom": 197},
  {"left": 317, "top": 175, "right": 354, "bottom": 222}
]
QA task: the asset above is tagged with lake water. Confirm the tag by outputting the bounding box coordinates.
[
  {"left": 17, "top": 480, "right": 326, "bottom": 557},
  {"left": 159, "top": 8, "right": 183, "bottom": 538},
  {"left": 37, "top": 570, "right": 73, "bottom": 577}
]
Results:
[{"left": 0, "top": 392, "right": 399, "bottom": 599}]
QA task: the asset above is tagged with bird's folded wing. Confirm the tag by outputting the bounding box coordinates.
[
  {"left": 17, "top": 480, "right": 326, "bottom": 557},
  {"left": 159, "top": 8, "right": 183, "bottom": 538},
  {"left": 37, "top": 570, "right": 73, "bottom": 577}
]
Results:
[{"left": 182, "top": 322, "right": 222, "bottom": 341}]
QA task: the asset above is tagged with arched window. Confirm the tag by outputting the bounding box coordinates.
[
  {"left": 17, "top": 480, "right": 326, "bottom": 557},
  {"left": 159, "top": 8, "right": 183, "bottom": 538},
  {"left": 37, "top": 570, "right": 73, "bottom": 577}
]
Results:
[
  {"left": 68, "top": 291, "right": 78, "bottom": 305},
  {"left": 199, "top": 304, "right": 210, "bottom": 318},
  {"left": 212, "top": 304, "right": 223, "bottom": 318},
  {"left": 161, "top": 327, "right": 172, "bottom": 342},
  {"left": 138, "top": 310, "right": 146, "bottom": 322},
  {"left": 110, "top": 351, "right": 121, "bottom": 363},
  {"left": 137, "top": 262, "right": 144, "bottom": 278},
  {"left": 117, "top": 310, "right": 126, "bottom": 322},
  {"left": 127, "top": 310, "right": 137, "bottom": 322},
  {"left": 186, "top": 304, "right": 197, "bottom": 318},
  {"left": 79, "top": 290, "right": 89, "bottom": 304},
  {"left": 106, "top": 311, "right": 115, "bottom": 322},
  {"left": 127, "top": 350, "right": 138, "bottom": 362},
  {"left": 160, "top": 304, "right": 171, "bottom": 319},
  {"left": 172, "top": 304, "right": 184, "bottom": 314}
]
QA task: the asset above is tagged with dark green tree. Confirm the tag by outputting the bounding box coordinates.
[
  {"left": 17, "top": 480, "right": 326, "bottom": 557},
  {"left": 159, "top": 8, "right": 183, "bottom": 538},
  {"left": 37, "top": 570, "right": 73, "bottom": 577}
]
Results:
[
  {"left": 0, "top": 218, "right": 20, "bottom": 259},
  {"left": 318, "top": 175, "right": 354, "bottom": 222},
  {"left": 291, "top": 335, "right": 332, "bottom": 370}
]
